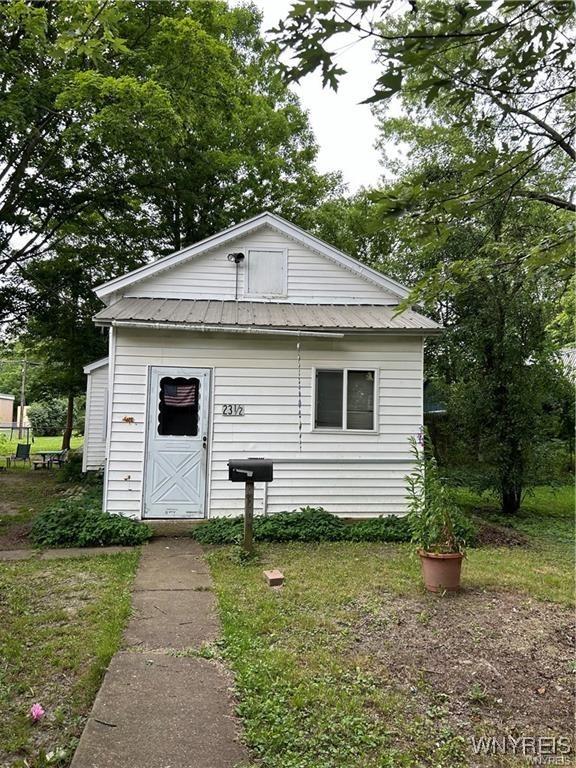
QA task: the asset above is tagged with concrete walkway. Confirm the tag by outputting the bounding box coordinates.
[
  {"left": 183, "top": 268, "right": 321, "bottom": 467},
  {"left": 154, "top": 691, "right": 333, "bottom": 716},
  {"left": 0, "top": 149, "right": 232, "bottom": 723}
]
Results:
[{"left": 71, "top": 538, "right": 249, "bottom": 768}]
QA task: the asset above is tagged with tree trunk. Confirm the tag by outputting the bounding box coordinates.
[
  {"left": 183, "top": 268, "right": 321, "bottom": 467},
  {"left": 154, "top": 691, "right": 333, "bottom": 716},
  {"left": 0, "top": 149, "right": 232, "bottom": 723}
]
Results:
[
  {"left": 501, "top": 484, "right": 522, "bottom": 515},
  {"left": 499, "top": 436, "right": 524, "bottom": 514},
  {"left": 62, "top": 393, "right": 74, "bottom": 450}
]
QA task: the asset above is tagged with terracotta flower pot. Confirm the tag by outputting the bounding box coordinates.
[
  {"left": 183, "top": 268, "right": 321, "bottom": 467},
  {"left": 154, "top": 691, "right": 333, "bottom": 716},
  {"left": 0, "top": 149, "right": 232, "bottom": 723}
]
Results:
[{"left": 418, "top": 550, "right": 464, "bottom": 593}]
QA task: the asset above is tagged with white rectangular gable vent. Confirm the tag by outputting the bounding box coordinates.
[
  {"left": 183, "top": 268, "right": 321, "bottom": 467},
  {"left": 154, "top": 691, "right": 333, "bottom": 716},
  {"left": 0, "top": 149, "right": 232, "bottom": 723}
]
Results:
[{"left": 246, "top": 249, "right": 286, "bottom": 296}]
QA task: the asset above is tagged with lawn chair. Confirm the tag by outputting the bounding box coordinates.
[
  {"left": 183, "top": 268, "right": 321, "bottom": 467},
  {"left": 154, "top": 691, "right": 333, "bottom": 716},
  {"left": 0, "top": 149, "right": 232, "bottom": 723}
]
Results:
[
  {"left": 8, "top": 443, "right": 31, "bottom": 468},
  {"left": 50, "top": 449, "right": 69, "bottom": 468}
]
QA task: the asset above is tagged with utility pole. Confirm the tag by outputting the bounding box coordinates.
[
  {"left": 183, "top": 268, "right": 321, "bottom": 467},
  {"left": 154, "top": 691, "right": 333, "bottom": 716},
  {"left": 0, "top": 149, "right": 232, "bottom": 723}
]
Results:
[
  {"left": 0, "top": 356, "right": 39, "bottom": 443},
  {"left": 18, "top": 355, "right": 27, "bottom": 439}
]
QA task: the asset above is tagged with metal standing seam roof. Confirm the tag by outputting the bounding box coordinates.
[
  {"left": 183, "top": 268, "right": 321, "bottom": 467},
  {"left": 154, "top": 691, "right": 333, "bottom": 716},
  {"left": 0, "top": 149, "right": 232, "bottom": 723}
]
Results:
[{"left": 93, "top": 298, "right": 441, "bottom": 333}]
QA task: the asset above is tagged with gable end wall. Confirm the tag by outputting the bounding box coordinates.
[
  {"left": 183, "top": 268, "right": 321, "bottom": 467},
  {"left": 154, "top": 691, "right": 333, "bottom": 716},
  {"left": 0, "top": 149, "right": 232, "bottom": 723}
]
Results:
[{"left": 121, "top": 227, "right": 398, "bottom": 305}]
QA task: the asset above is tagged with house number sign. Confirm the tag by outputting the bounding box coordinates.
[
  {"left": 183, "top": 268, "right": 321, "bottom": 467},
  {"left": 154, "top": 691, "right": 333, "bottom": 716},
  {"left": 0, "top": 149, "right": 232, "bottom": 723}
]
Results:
[{"left": 222, "top": 404, "right": 245, "bottom": 416}]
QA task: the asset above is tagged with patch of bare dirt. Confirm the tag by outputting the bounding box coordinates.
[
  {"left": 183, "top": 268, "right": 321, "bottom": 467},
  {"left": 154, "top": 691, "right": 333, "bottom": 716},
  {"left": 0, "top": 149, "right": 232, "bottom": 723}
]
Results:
[
  {"left": 0, "top": 500, "right": 20, "bottom": 516},
  {"left": 475, "top": 521, "right": 530, "bottom": 548},
  {"left": 351, "top": 590, "right": 575, "bottom": 760},
  {"left": 0, "top": 521, "right": 33, "bottom": 549},
  {"left": 0, "top": 471, "right": 60, "bottom": 549}
]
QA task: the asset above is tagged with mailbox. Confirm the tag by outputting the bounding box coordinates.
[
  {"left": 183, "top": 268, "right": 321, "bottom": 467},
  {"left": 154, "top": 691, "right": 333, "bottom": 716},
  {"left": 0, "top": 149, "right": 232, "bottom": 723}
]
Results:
[{"left": 228, "top": 458, "right": 273, "bottom": 483}]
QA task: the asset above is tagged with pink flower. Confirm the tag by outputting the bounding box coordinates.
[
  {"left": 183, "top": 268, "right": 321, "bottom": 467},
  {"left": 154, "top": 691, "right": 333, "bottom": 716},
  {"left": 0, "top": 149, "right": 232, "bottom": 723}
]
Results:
[
  {"left": 29, "top": 703, "right": 45, "bottom": 722},
  {"left": 417, "top": 427, "right": 425, "bottom": 447}
]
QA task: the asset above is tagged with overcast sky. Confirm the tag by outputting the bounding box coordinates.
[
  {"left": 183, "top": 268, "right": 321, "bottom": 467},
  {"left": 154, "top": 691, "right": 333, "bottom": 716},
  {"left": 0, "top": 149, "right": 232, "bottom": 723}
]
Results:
[{"left": 252, "top": 0, "right": 385, "bottom": 192}]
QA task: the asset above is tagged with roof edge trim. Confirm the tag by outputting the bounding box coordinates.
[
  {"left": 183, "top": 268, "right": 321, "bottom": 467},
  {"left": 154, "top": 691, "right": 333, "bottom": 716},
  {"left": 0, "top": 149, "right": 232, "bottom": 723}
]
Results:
[{"left": 83, "top": 357, "right": 109, "bottom": 374}]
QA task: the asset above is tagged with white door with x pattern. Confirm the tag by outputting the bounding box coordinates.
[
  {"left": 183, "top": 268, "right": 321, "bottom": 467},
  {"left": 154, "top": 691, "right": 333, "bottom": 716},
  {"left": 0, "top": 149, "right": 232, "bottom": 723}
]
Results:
[{"left": 144, "top": 367, "right": 210, "bottom": 518}]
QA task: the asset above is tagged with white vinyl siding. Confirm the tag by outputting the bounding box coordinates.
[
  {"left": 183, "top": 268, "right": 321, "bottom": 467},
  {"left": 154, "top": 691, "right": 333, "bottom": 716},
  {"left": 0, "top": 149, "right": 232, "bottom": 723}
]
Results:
[
  {"left": 83, "top": 364, "right": 109, "bottom": 471},
  {"left": 122, "top": 227, "right": 398, "bottom": 305},
  {"left": 104, "top": 328, "right": 423, "bottom": 519}
]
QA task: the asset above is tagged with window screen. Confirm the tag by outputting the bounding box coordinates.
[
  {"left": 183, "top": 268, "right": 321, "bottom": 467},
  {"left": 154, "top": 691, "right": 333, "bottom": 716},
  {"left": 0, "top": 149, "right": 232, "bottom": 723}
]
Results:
[
  {"left": 315, "top": 369, "right": 375, "bottom": 430},
  {"left": 158, "top": 377, "right": 199, "bottom": 436},
  {"left": 246, "top": 250, "right": 285, "bottom": 295},
  {"left": 347, "top": 370, "right": 375, "bottom": 429}
]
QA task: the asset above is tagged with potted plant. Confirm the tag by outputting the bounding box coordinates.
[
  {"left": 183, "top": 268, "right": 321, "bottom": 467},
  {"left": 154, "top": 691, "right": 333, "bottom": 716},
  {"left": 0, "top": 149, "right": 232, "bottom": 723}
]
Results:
[{"left": 405, "top": 429, "right": 466, "bottom": 592}]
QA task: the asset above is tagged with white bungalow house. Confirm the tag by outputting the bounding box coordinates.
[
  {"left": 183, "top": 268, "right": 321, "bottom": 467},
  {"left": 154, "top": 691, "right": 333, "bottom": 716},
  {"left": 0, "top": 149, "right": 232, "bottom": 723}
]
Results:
[{"left": 83, "top": 212, "right": 440, "bottom": 519}]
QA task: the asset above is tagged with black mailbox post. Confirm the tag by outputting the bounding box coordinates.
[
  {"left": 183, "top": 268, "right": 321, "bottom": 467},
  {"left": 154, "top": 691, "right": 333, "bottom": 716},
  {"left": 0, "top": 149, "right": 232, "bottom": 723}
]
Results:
[{"left": 228, "top": 458, "right": 273, "bottom": 554}]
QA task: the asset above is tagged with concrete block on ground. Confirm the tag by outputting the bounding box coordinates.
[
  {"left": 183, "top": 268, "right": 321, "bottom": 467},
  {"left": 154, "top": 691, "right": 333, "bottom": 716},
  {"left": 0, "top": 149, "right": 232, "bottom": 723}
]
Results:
[{"left": 263, "top": 569, "right": 284, "bottom": 587}]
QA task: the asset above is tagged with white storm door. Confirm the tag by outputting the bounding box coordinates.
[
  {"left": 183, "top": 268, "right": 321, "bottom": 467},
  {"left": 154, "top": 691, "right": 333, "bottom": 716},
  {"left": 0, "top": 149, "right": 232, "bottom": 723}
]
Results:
[{"left": 144, "top": 367, "right": 210, "bottom": 519}]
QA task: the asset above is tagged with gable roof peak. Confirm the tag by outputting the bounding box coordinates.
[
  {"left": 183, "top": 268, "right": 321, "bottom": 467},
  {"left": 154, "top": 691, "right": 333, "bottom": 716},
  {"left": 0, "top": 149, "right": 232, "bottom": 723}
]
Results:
[{"left": 94, "top": 212, "right": 410, "bottom": 302}]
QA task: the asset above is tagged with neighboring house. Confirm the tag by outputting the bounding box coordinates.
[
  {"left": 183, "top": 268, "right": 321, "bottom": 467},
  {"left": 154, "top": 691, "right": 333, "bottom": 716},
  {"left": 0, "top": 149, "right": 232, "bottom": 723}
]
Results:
[
  {"left": 0, "top": 393, "right": 15, "bottom": 425},
  {"left": 84, "top": 212, "right": 440, "bottom": 520},
  {"left": 82, "top": 358, "right": 109, "bottom": 472}
]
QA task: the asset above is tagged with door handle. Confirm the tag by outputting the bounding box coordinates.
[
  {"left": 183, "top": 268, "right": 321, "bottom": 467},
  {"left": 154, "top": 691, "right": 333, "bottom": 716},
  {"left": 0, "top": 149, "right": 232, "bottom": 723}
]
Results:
[{"left": 202, "top": 435, "right": 207, "bottom": 449}]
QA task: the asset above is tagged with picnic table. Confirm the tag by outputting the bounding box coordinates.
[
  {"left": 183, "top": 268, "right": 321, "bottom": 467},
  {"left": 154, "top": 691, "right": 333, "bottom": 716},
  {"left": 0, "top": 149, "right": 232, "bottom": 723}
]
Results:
[{"left": 32, "top": 450, "right": 68, "bottom": 470}]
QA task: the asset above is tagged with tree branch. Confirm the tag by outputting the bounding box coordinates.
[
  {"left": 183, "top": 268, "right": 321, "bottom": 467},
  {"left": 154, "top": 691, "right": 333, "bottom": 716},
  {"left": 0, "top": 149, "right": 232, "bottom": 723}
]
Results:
[
  {"left": 489, "top": 95, "right": 575, "bottom": 161},
  {"left": 514, "top": 190, "right": 576, "bottom": 212}
]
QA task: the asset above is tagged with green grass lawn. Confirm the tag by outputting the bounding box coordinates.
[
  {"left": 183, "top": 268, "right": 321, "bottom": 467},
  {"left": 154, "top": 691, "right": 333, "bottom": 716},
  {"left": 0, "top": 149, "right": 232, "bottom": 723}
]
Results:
[
  {"left": 0, "top": 440, "right": 85, "bottom": 549},
  {"left": 2, "top": 435, "right": 83, "bottom": 457},
  {"left": 0, "top": 552, "right": 139, "bottom": 767},
  {"left": 455, "top": 484, "right": 574, "bottom": 546},
  {"left": 208, "top": 485, "right": 575, "bottom": 768}
]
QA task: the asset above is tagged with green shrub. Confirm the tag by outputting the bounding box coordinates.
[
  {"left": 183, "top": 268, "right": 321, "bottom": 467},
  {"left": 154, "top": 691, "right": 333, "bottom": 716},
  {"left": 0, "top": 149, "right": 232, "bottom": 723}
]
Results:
[
  {"left": 56, "top": 450, "right": 101, "bottom": 485},
  {"left": 192, "top": 516, "right": 245, "bottom": 545},
  {"left": 190, "top": 506, "right": 473, "bottom": 546},
  {"left": 192, "top": 507, "right": 346, "bottom": 545},
  {"left": 451, "top": 508, "right": 477, "bottom": 547},
  {"left": 27, "top": 397, "right": 85, "bottom": 438},
  {"left": 256, "top": 506, "right": 347, "bottom": 542},
  {"left": 28, "top": 398, "right": 67, "bottom": 436},
  {"left": 31, "top": 490, "right": 152, "bottom": 547},
  {"left": 345, "top": 515, "right": 411, "bottom": 542}
]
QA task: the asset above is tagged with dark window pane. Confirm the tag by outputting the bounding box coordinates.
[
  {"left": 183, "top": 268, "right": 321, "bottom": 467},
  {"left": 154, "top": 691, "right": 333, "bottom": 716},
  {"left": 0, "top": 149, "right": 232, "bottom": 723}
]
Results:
[
  {"left": 158, "top": 377, "right": 199, "bottom": 436},
  {"left": 315, "top": 370, "right": 343, "bottom": 428},
  {"left": 346, "top": 370, "right": 374, "bottom": 430}
]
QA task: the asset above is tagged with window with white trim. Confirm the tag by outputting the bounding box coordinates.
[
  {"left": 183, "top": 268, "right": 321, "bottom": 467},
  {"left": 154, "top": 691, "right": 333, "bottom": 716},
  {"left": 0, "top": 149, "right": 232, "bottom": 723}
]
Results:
[
  {"left": 246, "top": 249, "right": 286, "bottom": 296},
  {"left": 314, "top": 369, "right": 376, "bottom": 430}
]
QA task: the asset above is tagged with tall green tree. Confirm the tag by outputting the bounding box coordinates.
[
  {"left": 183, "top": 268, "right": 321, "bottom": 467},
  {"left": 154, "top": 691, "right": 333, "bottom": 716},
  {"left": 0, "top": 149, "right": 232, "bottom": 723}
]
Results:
[
  {"left": 276, "top": 0, "right": 575, "bottom": 221},
  {"left": 306, "top": 118, "right": 572, "bottom": 514},
  {"left": 1, "top": 0, "right": 339, "bottom": 445},
  {"left": 278, "top": 0, "right": 574, "bottom": 512},
  {"left": 0, "top": 0, "right": 335, "bottom": 318},
  {"left": 18, "top": 249, "right": 108, "bottom": 448},
  {"left": 379, "top": 123, "right": 571, "bottom": 513}
]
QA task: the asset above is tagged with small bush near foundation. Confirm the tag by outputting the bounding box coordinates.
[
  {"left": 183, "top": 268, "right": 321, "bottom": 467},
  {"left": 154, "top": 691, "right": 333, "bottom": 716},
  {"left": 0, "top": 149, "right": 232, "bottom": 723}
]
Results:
[
  {"left": 193, "top": 507, "right": 344, "bottom": 545},
  {"left": 257, "top": 506, "right": 346, "bottom": 542},
  {"left": 193, "top": 507, "right": 401, "bottom": 545},
  {"left": 31, "top": 489, "right": 152, "bottom": 547},
  {"left": 345, "top": 515, "right": 412, "bottom": 542},
  {"left": 191, "top": 516, "right": 245, "bottom": 545},
  {"left": 57, "top": 450, "right": 102, "bottom": 486},
  {"left": 192, "top": 506, "right": 477, "bottom": 546}
]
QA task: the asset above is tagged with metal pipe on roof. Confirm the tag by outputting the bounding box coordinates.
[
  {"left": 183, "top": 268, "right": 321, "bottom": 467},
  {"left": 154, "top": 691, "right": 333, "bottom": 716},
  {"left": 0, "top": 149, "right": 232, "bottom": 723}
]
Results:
[{"left": 108, "top": 320, "right": 345, "bottom": 339}]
